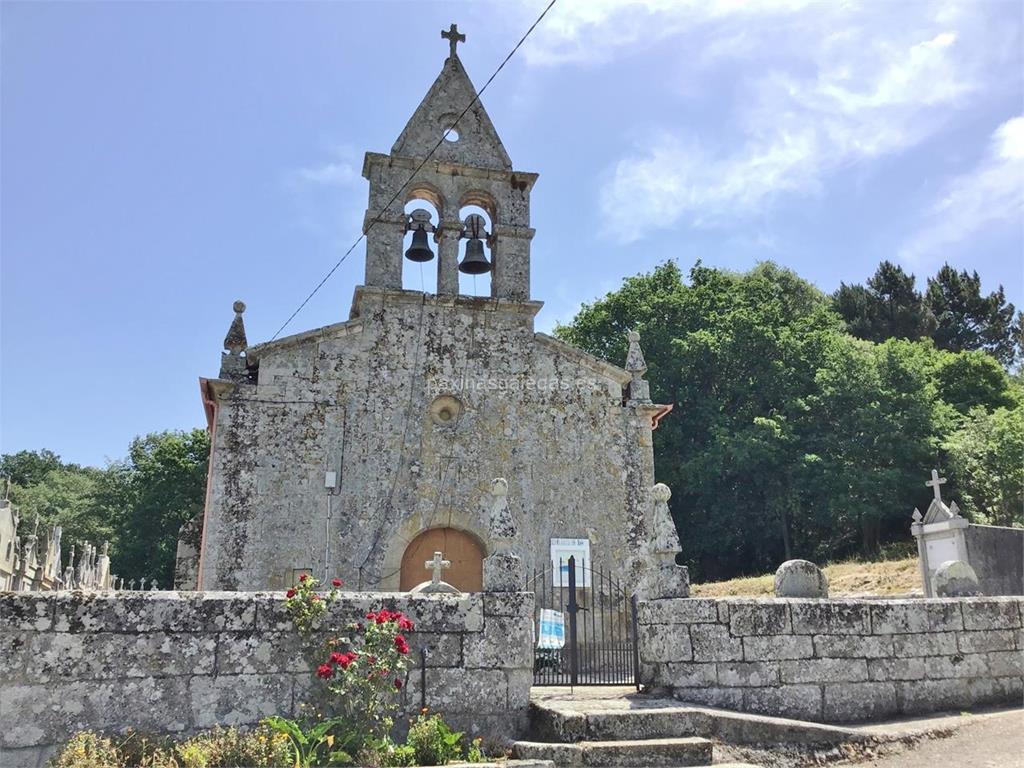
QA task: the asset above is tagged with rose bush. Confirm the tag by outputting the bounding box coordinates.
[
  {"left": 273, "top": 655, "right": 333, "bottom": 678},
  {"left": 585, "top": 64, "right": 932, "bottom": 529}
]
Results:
[{"left": 284, "top": 578, "right": 415, "bottom": 751}]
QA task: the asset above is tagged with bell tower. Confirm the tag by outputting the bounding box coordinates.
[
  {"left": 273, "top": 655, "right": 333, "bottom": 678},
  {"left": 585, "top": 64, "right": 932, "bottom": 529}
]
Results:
[{"left": 361, "top": 24, "right": 538, "bottom": 302}]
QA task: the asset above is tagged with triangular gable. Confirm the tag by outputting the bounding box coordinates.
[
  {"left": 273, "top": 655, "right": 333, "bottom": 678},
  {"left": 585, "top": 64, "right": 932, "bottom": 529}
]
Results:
[
  {"left": 922, "top": 497, "right": 957, "bottom": 524},
  {"left": 391, "top": 56, "right": 512, "bottom": 171}
]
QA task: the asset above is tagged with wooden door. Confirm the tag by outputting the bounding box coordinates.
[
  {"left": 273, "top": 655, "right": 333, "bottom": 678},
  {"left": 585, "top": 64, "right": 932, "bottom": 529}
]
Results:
[{"left": 400, "top": 528, "right": 484, "bottom": 592}]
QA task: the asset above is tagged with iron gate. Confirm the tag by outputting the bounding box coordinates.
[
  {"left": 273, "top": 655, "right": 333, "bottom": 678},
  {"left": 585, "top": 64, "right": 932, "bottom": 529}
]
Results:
[{"left": 527, "top": 556, "right": 640, "bottom": 688}]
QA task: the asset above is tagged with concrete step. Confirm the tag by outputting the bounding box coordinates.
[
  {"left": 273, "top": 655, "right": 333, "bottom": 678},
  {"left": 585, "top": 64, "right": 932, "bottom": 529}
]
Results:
[
  {"left": 529, "top": 699, "right": 876, "bottom": 747},
  {"left": 513, "top": 736, "right": 714, "bottom": 767}
]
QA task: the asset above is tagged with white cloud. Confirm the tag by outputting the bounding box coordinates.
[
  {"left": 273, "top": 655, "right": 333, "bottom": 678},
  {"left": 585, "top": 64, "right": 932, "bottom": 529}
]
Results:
[
  {"left": 284, "top": 145, "right": 365, "bottom": 246},
  {"left": 291, "top": 145, "right": 361, "bottom": 187},
  {"left": 516, "top": 0, "right": 820, "bottom": 67},
  {"left": 506, "top": 0, "right": 1018, "bottom": 241},
  {"left": 900, "top": 116, "right": 1024, "bottom": 266}
]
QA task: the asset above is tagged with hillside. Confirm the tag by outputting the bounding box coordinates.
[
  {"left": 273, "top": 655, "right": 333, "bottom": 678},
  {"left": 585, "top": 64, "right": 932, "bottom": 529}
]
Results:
[{"left": 690, "top": 557, "right": 921, "bottom": 598}]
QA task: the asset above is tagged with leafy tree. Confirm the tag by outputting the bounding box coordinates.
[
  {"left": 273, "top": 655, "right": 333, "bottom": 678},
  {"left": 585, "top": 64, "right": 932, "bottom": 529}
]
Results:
[
  {"left": 1, "top": 429, "right": 209, "bottom": 587},
  {"left": 833, "top": 261, "right": 935, "bottom": 343},
  {"left": 557, "top": 261, "right": 842, "bottom": 578},
  {"left": 944, "top": 405, "right": 1024, "bottom": 527},
  {"left": 97, "top": 429, "right": 210, "bottom": 586},
  {"left": 931, "top": 349, "right": 1017, "bottom": 415},
  {"left": 555, "top": 260, "right": 1014, "bottom": 576},
  {"left": 926, "top": 264, "right": 1018, "bottom": 367},
  {"left": 806, "top": 338, "right": 941, "bottom": 555},
  {"left": 0, "top": 449, "right": 66, "bottom": 488},
  {"left": 8, "top": 466, "right": 111, "bottom": 552}
]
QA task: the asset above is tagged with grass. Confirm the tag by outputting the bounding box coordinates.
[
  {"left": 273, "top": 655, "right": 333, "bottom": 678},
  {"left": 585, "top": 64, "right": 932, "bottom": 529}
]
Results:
[{"left": 690, "top": 557, "right": 921, "bottom": 598}]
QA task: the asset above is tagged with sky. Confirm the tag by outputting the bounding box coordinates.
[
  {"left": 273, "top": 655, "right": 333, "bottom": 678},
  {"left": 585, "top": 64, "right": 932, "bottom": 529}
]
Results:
[{"left": 2, "top": 0, "right": 1022, "bottom": 469}]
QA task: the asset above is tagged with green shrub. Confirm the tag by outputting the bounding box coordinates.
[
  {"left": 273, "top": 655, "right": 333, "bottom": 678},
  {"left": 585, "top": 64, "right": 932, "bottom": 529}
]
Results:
[
  {"left": 49, "top": 732, "right": 125, "bottom": 768},
  {"left": 175, "top": 725, "right": 291, "bottom": 767},
  {"left": 51, "top": 726, "right": 293, "bottom": 768},
  {"left": 466, "top": 738, "right": 486, "bottom": 763},
  {"left": 406, "top": 712, "right": 463, "bottom": 766},
  {"left": 115, "top": 731, "right": 177, "bottom": 768}
]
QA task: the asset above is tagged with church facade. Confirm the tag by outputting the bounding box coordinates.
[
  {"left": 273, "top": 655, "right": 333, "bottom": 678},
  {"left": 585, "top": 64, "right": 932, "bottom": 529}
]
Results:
[{"left": 194, "top": 29, "right": 671, "bottom": 592}]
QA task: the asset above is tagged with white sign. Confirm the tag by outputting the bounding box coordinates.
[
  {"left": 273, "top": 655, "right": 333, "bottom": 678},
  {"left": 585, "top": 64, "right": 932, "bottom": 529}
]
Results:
[
  {"left": 550, "top": 538, "right": 591, "bottom": 587},
  {"left": 537, "top": 608, "right": 565, "bottom": 649}
]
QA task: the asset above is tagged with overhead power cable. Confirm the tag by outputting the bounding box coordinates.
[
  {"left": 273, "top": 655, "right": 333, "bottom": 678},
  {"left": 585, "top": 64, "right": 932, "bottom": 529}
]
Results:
[{"left": 270, "top": 0, "right": 559, "bottom": 341}]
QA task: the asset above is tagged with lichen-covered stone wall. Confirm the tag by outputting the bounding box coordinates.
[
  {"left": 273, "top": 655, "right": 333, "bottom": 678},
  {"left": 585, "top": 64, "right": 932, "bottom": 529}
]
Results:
[
  {"left": 639, "top": 596, "right": 1024, "bottom": 722},
  {"left": 0, "top": 590, "right": 534, "bottom": 768},
  {"left": 199, "top": 286, "right": 659, "bottom": 593}
]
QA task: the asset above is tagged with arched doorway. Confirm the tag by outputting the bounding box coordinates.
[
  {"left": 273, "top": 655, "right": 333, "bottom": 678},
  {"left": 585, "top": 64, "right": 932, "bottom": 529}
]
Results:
[{"left": 400, "top": 528, "right": 484, "bottom": 592}]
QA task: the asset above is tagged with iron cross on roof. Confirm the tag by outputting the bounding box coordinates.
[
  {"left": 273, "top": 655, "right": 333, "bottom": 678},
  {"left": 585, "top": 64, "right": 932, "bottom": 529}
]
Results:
[{"left": 442, "top": 23, "right": 466, "bottom": 58}]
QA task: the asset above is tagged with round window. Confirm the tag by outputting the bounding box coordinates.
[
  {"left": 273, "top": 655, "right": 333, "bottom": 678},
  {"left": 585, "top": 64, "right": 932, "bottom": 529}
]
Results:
[{"left": 429, "top": 395, "right": 463, "bottom": 426}]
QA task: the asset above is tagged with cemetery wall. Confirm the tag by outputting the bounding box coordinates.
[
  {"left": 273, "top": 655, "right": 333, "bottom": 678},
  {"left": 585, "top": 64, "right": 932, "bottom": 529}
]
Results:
[
  {"left": 639, "top": 596, "right": 1023, "bottom": 722},
  {"left": 964, "top": 525, "right": 1024, "bottom": 596},
  {"left": 0, "top": 590, "right": 533, "bottom": 768}
]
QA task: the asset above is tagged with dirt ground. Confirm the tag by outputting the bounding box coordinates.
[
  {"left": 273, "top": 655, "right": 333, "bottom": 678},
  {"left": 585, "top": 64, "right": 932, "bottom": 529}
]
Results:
[{"left": 692, "top": 557, "right": 921, "bottom": 598}]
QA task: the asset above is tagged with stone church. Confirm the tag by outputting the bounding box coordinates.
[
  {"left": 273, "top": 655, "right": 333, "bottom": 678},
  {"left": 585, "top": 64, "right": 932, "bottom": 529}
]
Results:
[{"left": 193, "top": 27, "right": 673, "bottom": 593}]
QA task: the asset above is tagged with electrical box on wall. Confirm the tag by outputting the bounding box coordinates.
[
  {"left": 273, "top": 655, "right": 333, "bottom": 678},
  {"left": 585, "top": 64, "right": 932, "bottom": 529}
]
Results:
[{"left": 324, "top": 471, "right": 338, "bottom": 489}]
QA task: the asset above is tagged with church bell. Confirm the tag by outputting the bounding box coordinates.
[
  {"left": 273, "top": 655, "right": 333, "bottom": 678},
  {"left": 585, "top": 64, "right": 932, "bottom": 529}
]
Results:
[
  {"left": 458, "top": 236, "right": 491, "bottom": 274},
  {"left": 404, "top": 224, "right": 435, "bottom": 263},
  {"left": 458, "top": 213, "right": 492, "bottom": 275}
]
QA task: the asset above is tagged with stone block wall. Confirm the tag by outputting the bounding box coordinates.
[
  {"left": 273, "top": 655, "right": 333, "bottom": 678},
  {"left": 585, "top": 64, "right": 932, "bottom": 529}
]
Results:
[
  {"left": 0, "top": 590, "right": 534, "bottom": 768},
  {"left": 964, "top": 525, "right": 1024, "bottom": 596},
  {"left": 639, "top": 597, "right": 1024, "bottom": 722}
]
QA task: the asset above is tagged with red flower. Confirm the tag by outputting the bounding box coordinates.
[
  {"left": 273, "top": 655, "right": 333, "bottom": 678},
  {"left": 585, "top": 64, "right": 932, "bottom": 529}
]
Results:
[
  {"left": 331, "top": 578, "right": 342, "bottom": 587},
  {"left": 285, "top": 589, "right": 296, "bottom": 598},
  {"left": 394, "top": 635, "right": 410, "bottom": 655},
  {"left": 310, "top": 595, "right": 320, "bottom": 602},
  {"left": 330, "top": 651, "right": 355, "bottom": 669},
  {"left": 316, "top": 663, "right": 334, "bottom": 680},
  {"left": 394, "top": 678, "right": 403, "bottom": 690},
  {"left": 398, "top": 616, "right": 414, "bottom": 631},
  {"left": 299, "top": 574, "right": 308, "bottom": 582}
]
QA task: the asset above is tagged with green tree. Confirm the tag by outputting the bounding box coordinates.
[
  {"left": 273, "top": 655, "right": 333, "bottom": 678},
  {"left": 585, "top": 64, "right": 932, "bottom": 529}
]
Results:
[
  {"left": 558, "top": 261, "right": 843, "bottom": 578},
  {"left": 944, "top": 405, "right": 1024, "bottom": 527},
  {"left": 2, "top": 429, "right": 209, "bottom": 586},
  {"left": 806, "top": 338, "right": 942, "bottom": 555},
  {"left": 98, "top": 429, "right": 210, "bottom": 586},
  {"left": 926, "top": 264, "right": 1018, "bottom": 367},
  {"left": 833, "top": 261, "right": 935, "bottom": 343},
  {"left": 931, "top": 349, "right": 1017, "bottom": 415},
  {"left": 0, "top": 449, "right": 66, "bottom": 488},
  {"left": 8, "top": 466, "right": 111, "bottom": 551}
]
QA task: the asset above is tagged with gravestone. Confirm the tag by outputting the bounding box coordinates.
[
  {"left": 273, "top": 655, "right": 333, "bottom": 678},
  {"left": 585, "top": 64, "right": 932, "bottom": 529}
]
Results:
[
  {"left": 774, "top": 559, "right": 829, "bottom": 598},
  {"left": 908, "top": 468, "right": 1022, "bottom": 597},
  {"left": 934, "top": 559, "right": 982, "bottom": 597}
]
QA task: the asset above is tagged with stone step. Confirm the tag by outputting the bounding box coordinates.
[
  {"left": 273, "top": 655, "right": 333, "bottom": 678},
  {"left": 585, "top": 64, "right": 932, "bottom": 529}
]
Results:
[
  {"left": 513, "top": 736, "right": 714, "bottom": 767},
  {"left": 529, "top": 700, "right": 874, "bottom": 747}
]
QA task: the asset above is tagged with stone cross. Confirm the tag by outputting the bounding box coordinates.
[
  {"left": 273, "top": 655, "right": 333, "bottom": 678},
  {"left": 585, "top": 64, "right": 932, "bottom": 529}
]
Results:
[
  {"left": 925, "top": 469, "right": 947, "bottom": 503},
  {"left": 425, "top": 551, "right": 451, "bottom": 586},
  {"left": 139, "top": 577, "right": 147, "bottom": 591},
  {"left": 129, "top": 579, "right": 136, "bottom": 590},
  {"left": 442, "top": 23, "right": 465, "bottom": 58}
]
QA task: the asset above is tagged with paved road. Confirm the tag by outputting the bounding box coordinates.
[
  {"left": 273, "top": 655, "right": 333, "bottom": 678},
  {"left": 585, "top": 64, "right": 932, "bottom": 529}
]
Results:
[{"left": 855, "top": 712, "right": 1024, "bottom": 768}]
